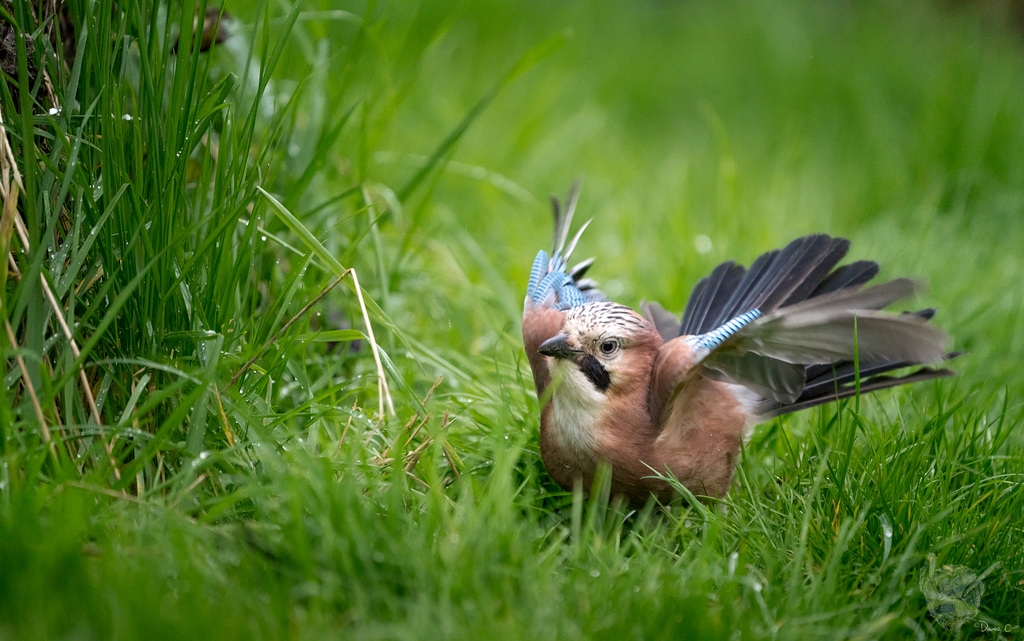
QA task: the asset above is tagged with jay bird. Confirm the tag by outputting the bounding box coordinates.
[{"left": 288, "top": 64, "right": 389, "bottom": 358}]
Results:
[{"left": 522, "top": 183, "right": 955, "bottom": 505}]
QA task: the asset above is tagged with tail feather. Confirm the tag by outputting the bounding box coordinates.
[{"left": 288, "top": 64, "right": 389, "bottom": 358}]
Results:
[
  {"left": 758, "top": 364, "right": 957, "bottom": 418},
  {"left": 801, "top": 340, "right": 952, "bottom": 387},
  {"left": 804, "top": 358, "right": 915, "bottom": 389}
]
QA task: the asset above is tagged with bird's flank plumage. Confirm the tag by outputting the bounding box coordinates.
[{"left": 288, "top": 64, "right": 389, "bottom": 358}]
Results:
[{"left": 523, "top": 184, "right": 956, "bottom": 505}]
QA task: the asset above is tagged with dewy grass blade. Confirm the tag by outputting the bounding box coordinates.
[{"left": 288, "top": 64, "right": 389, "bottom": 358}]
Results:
[{"left": 257, "top": 186, "right": 349, "bottom": 279}]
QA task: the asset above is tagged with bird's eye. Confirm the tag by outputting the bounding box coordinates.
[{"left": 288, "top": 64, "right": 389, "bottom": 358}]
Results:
[{"left": 599, "top": 339, "right": 619, "bottom": 356}]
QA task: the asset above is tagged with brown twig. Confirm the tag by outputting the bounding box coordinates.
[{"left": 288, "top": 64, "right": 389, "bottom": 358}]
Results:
[
  {"left": 420, "top": 375, "right": 444, "bottom": 406},
  {"left": 404, "top": 413, "right": 432, "bottom": 447},
  {"left": 442, "top": 444, "right": 460, "bottom": 481},
  {"left": 403, "top": 437, "right": 433, "bottom": 473},
  {"left": 438, "top": 412, "right": 462, "bottom": 480}
]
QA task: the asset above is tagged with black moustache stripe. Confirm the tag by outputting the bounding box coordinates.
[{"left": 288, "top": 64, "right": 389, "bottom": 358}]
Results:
[{"left": 578, "top": 354, "right": 611, "bottom": 392}]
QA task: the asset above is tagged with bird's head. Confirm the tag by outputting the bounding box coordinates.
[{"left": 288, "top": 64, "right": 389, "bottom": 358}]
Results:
[{"left": 539, "top": 302, "right": 662, "bottom": 396}]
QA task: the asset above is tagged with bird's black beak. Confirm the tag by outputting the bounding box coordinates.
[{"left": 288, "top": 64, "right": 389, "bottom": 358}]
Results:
[{"left": 538, "top": 333, "right": 578, "bottom": 361}]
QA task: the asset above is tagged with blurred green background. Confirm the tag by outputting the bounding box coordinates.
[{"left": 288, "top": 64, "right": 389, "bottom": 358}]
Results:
[{"left": 2, "top": 0, "right": 1023, "bottom": 638}]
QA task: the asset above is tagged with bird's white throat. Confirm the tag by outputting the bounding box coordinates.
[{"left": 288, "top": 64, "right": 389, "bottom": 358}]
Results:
[{"left": 547, "top": 359, "right": 607, "bottom": 459}]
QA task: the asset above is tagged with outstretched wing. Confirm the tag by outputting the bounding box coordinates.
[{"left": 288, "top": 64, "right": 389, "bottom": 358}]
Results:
[
  {"left": 523, "top": 181, "right": 605, "bottom": 395},
  {"left": 691, "top": 279, "right": 949, "bottom": 401},
  {"left": 647, "top": 236, "right": 955, "bottom": 420}
]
